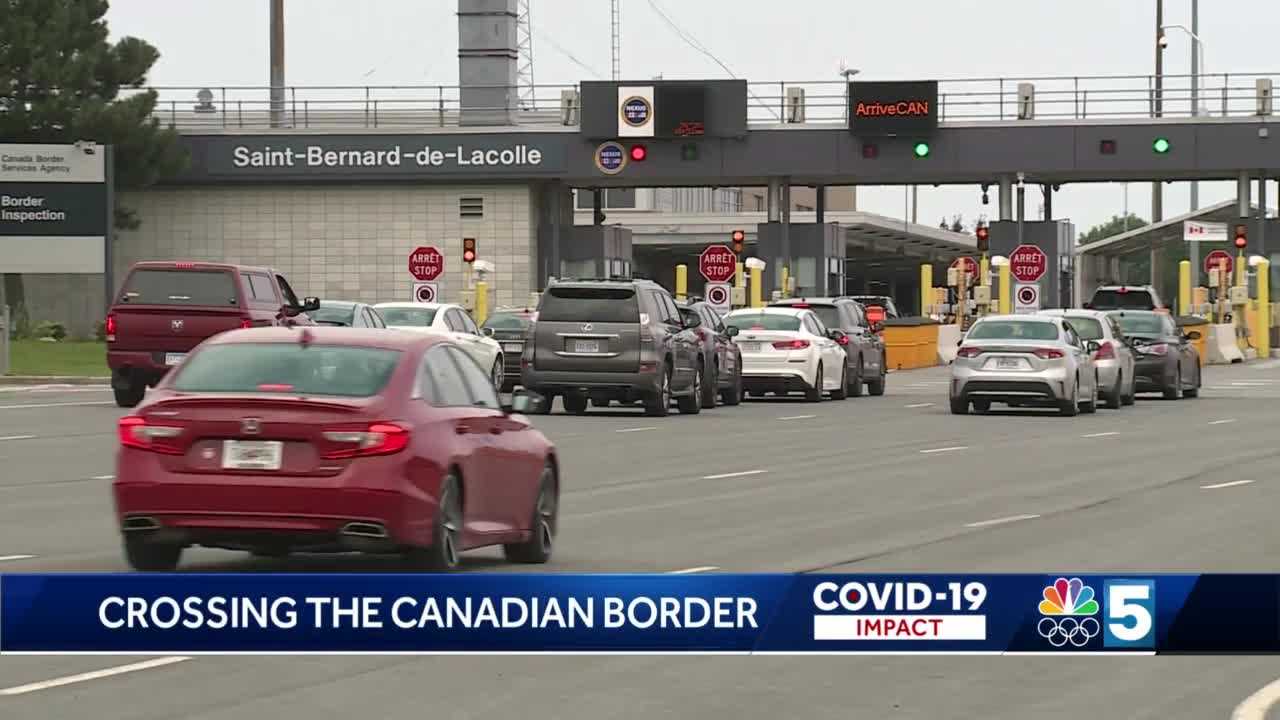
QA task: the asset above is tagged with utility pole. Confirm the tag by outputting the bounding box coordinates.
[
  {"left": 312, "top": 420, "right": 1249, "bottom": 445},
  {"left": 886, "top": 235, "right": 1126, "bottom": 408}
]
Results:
[
  {"left": 270, "top": 0, "right": 285, "bottom": 128},
  {"left": 1189, "top": 0, "right": 1200, "bottom": 285},
  {"left": 1151, "top": 0, "right": 1164, "bottom": 288},
  {"left": 610, "top": 0, "right": 621, "bottom": 81}
]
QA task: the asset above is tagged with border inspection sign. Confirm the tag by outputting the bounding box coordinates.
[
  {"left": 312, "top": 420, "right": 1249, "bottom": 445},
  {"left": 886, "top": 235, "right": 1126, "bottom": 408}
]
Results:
[
  {"left": 705, "top": 282, "right": 731, "bottom": 313},
  {"left": 413, "top": 282, "right": 438, "bottom": 303},
  {"left": 1014, "top": 284, "right": 1040, "bottom": 314}
]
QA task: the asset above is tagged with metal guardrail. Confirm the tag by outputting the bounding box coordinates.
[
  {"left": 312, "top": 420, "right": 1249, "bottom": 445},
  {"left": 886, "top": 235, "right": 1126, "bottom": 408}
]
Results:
[{"left": 128, "top": 72, "right": 1278, "bottom": 132}]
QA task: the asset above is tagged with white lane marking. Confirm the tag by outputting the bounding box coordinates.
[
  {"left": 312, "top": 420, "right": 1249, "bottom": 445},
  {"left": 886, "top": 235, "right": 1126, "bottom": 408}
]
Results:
[
  {"left": 1081, "top": 431, "right": 1120, "bottom": 438},
  {"left": 1232, "top": 676, "right": 1280, "bottom": 720},
  {"left": 777, "top": 414, "right": 816, "bottom": 421},
  {"left": 905, "top": 402, "right": 934, "bottom": 408},
  {"left": 1201, "top": 480, "right": 1255, "bottom": 490},
  {"left": 0, "top": 434, "right": 36, "bottom": 441},
  {"left": 919, "top": 446, "right": 968, "bottom": 454},
  {"left": 701, "top": 469, "right": 768, "bottom": 480},
  {"left": 615, "top": 426, "right": 657, "bottom": 433},
  {"left": 92, "top": 474, "right": 115, "bottom": 480},
  {"left": 0, "top": 554, "right": 36, "bottom": 563},
  {"left": 0, "top": 657, "right": 192, "bottom": 696},
  {"left": 668, "top": 566, "right": 719, "bottom": 574},
  {"left": 964, "top": 514, "right": 1041, "bottom": 529},
  {"left": 0, "top": 401, "right": 114, "bottom": 410},
  {"left": 1209, "top": 418, "right": 1238, "bottom": 425}
]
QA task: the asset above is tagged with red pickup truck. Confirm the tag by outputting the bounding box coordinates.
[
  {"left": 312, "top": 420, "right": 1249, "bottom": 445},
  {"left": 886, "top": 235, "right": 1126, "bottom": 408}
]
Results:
[{"left": 106, "top": 261, "right": 319, "bottom": 407}]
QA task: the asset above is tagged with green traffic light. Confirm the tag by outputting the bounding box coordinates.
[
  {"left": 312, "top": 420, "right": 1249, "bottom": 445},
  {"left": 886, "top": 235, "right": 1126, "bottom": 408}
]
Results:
[
  {"left": 913, "top": 142, "right": 930, "bottom": 158},
  {"left": 1153, "top": 137, "right": 1171, "bottom": 154}
]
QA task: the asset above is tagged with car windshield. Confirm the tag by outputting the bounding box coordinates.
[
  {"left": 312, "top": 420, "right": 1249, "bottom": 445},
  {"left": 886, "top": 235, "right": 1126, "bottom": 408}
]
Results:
[
  {"left": 1061, "top": 316, "right": 1104, "bottom": 340},
  {"left": 379, "top": 307, "right": 437, "bottom": 326},
  {"left": 967, "top": 320, "right": 1060, "bottom": 341},
  {"left": 171, "top": 343, "right": 402, "bottom": 397},
  {"left": 539, "top": 287, "right": 640, "bottom": 323},
  {"left": 119, "top": 269, "right": 238, "bottom": 306},
  {"left": 1112, "top": 313, "right": 1172, "bottom": 336},
  {"left": 311, "top": 304, "right": 357, "bottom": 326},
  {"left": 482, "top": 312, "right": 532, "bottom": 331},
  {"left": 1091, "top": 290, "right": 1156, "bottom": 309},
  {"left": 724, "top": 313, "right": 802, "bottom": 331}
]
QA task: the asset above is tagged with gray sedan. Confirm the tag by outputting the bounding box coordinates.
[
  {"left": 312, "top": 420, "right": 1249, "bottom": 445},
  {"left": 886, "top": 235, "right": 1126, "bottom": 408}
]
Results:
[{"left": 1038, "top": 309, "right": 1135, "bottom": 408}]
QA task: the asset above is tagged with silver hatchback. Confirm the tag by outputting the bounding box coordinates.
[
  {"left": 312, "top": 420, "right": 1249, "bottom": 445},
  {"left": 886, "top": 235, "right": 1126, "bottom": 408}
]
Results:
[
  {"left": 950, "top": 314, "right": 1100, "bottom": 416},
  {"left": 1037, "top": 309, "right": 1136, "bottom": 408}
]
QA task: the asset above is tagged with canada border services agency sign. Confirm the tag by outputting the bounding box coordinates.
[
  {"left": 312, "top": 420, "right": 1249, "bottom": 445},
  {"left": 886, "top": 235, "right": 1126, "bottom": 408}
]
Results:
[{"left": 0, "top": 143, "right": 109, "bottom": 274}]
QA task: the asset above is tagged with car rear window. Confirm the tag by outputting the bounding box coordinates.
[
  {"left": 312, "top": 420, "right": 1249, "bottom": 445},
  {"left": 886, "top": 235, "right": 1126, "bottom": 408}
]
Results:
[
  {"left": 311, "top": 304, "right": 357, "bottom": 326},
  {"left": 1062, "top": 316, "right": 1104, "bottom": 340},
  {"left": 539, "top": 287, "right": 640, "bottom": 323},
  {"left": 379, "top": 307, "right": 437, "bottom": 326},
  {"left": 790, "top": 305, "right": 841, "bottom": 330},
  {"left": 170, "top": 344, "right": 402, "bottom": 397},
  {"left": 1090, "top": 290, "right": 1156, "bottom": 309},
  {"left": 967, "top": 320, "right": 1060, "bottom": 341},
  {"left": 1112, "top": 313, "right": 1172, "bottom": 336},
  {"left": 119, "top": 269, "right": 238, "bottom": 306},
  {"left": 724, "top": 313, "right": 802, "bottom": 331},
  {"left": 482, "top": 312, "right": 532, "bottom": 331}
]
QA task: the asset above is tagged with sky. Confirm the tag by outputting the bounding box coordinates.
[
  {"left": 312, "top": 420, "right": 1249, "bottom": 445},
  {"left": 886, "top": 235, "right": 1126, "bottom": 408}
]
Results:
[{"left": 104, "top": 0, "right": 1280, "bottom": 237}]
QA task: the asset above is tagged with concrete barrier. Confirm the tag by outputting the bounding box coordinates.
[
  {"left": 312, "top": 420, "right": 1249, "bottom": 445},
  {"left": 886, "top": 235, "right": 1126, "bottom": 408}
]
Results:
[
  {"left": 1206, "top": 324, "right": 1245, "bottom": 364},
  {"left": 937, "top": 325, "right": 962, "bottom": 365},
  {"left": 882, "top": 318, "right": 940, "bottom": 370}
]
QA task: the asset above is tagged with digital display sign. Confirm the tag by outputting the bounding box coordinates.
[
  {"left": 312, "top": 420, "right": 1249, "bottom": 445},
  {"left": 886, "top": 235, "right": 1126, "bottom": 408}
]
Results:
[
  {"left": 848, "top": 80, "right": 939, "bottom": 136},
  {"left": 655, "top": 85, "right": 707, "bottom": 138}
]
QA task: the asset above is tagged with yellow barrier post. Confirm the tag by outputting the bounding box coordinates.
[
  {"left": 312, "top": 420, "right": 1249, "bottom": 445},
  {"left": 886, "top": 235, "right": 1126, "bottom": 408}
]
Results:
[
  {"left": 475, "top": 280, "right": 489, "bottom": 326},
  {"left": 998, "top": 264, "right": 1012, "bottom": 314},
  {"left": 750, "top": 267, "right": 763, "bottom": 308},
  {"left": 919, "top": 264, "right": 933, "bottom": 317},
  {"left": 1257, "top": 258, "right": 1271, "bottom": 360},
  {"left": 780, "top": 266, "right": 790, "bottom": 299},
  {"left": 1178, "top": 260, "right": 1191, "bottom": 317},
  {"left": 979, "top": 256, "right": 990, "bottom": 287},
  {"left": 675, "top": 264, "right": 687, "bottom": 302},
  {"left": 734, "top": 262, "right": 745, "bottom": 291}
]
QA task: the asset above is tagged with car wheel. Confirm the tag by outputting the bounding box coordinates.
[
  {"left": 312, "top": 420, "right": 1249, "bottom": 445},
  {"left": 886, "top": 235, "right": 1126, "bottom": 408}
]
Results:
[
  {"left": 1080, "top": 374, "right": 1098, "bottom": 414},
  {"left": 490, "top": 357, "right": 504, "bottom": 391},
  {"left": 644, "top": 365, "right": 672, "bottom": 417},
  {"left": 1059, "top": 376, "right": 1080, "bottom": 417},
  {"left": 113, "top": 374, "right": 146, "bottom": 408},
  {"left": 677, "top": 363, "right": 703, "bottom": 415},
  {"left": 1163, "top": 366, "right": 1183, "bottom": 400},
  {"left": 562, "top": 393, "right": 588, "bottom": 415},
  {"left": 831, "top": 362, "right": 849, "bottom": 400},
  {"left": 867, "top": 356, "right": 887, "bottom": 396},
  {"left": 1184, "top": 365, "right": 1200, "bottom": 398},
  {"left": 504, "top": 461, "right": 558, "bottom": 564},
  {"left": 949, "top": 396, "right": 969, "bottom": 415},
  {"left": 124, "top": 537, "right": 182, "bottom": 572},
  {"left": 848, "top": 358, "right": 864, "bottom": 397},
  {"left": 721, "top": 363, "right": 743, "bottom": 406},
  {"left": 804, "top": 363, "right": 824, "bottom": 402},
  {"left": 701, "top": 361, "right": 719, "bottom": 409},
  {"left": 529, "top": 392, "right": 554, "bottom": 415},
  {"left": 1123, "top": 375, "right": 1136, "bottom": 405},
  {"left": 972, "top": 399, "right": 991, "bottom": 414},
  {"left": 408, "top": 474, "right": 462, "bottom": 570}
]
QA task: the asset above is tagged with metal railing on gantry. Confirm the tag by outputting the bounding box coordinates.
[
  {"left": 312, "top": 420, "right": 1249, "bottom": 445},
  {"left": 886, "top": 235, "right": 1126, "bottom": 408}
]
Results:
[{"left": 126, "top": 72, "right": 1278, "bottom": 131}]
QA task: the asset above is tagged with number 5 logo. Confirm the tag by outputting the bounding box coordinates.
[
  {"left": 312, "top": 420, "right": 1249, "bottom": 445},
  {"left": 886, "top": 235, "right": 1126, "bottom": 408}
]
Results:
[{"left": 1103, "top": 580, "right": 1156, "bottom": 648}]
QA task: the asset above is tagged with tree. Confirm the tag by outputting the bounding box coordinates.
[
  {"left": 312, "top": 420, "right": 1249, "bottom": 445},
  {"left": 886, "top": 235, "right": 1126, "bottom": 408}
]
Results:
[
  {"left": 0, "top": 0, "right": 187, "bottom": 318},
  {"left": 1078, "top": 214, "right": 1148, "bottom": 245}
]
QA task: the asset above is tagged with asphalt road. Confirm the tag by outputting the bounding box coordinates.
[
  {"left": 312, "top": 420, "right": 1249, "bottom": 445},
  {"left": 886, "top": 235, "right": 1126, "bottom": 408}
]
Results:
[{"left": 3, "top": 361, "right": 1280, "bottom": 719}]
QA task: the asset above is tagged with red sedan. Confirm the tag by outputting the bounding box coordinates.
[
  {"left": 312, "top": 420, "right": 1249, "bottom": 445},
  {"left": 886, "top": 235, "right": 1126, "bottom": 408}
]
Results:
[{"left": 112, "top": 326, "right": 559, "bottom": 571}]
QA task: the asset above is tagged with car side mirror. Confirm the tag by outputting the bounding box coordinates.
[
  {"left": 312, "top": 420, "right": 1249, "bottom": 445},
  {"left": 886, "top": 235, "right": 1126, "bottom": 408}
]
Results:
[
  {"left": 1081, "top": 302, "right": 1093, "bottom": 309},
  {"left": 725, "top": 326, "right": 740, "bottom": 337},
  {"left": 482, "top": 327, "right": 495, "bottom": 337},
  {"left": 1085, "top": 340, "right": 1101, "bottom": 354},
  {"left": 1185, "top": 331, "right": 1201, "bottom": 341},
  {"left": 301, "top": 296, "right": 321, "bottom": 312},
  {"left": 505, "top": 389, "right": 544, "bottom": 415},
  {"left": 957, "top": 338, "right": 964, "bottom": 347}
]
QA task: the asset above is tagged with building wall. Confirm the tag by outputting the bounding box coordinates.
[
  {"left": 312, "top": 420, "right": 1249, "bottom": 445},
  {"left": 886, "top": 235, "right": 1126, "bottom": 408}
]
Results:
[
  {"left": 740, "top": 186, "right": 857, "bottom": 212},
  {"left": 112, "top": 184, "right": 538, "bottom": 309}
]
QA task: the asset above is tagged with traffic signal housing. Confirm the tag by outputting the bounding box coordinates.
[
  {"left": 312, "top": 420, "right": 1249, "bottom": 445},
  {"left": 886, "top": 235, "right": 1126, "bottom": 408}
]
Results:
[
  {"left": 975, "top": 225, "right": 990, "bottom": 253},
  {"left": 463, "top": 237, "right": 477, "bottom": 264},
  {"left": 912, "top": 141, "right": 931, "bottom": 158},
  {"left": 731, "top": 229, "right": 745, "bottom": 255},
  {"left": 1234, "top": 224, "right": 1248, "bottom": 250},
  {"left": 629, "top": 144, "right": 648, "bottom": 162}
]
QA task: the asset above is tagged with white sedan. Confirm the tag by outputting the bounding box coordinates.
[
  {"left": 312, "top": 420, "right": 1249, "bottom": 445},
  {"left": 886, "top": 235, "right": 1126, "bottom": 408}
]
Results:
[
  {"left": 373, "top": 302, "right": 505, "bottom": 389},
  {"left": 722, "top": 307, "right": 850, "bottom": 402}
]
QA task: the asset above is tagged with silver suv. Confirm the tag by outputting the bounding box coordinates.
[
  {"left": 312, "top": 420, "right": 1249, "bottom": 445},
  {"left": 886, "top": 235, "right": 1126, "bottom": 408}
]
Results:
[
  {"left": 1086, "top": 285, "right": 1164, "bottom": 311},
  {"left": 521, "top": 278, "right": 704, "bottom": 417}
]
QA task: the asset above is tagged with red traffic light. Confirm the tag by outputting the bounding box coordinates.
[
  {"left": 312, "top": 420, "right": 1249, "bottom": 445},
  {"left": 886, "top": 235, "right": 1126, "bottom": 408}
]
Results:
[
  {"left": 1234, "top": 225, "right": 1248, "bottom": 249},
  {"left": 975, "top": 226, "right": 989, "bottom": 241},
  {"left": 629, "top": 145, "right": 648, "bottom": 161},
  {"left": 731, "top": 229, "right": 745, "bottom": 253},
  {"left": 462, "top": 238, "right": 477, "bottom": 263}
]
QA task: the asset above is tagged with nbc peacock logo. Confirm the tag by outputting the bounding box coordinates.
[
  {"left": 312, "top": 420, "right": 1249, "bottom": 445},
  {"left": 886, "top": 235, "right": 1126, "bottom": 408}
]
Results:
[{"left": 1036, "top": 577, "right": 1100, "bottom": 648}]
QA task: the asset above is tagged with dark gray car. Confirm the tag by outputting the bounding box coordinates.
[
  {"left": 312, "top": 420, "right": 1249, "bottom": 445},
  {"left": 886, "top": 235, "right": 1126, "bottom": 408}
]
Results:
[
  {"left": 522, "top": 278, "right": 704, "bottom": 417},
  {"left": 676, "top": 300, "right": 743, "bottom": 408},
  {"left": 769, "top": 297, "right": 887, "bottom": 396},
  {"left": 481, "top": 307, "right": 535, "bottom": 392},
  {"left": 1109, "top": 310, "right": 1202, "bottom": 399}
]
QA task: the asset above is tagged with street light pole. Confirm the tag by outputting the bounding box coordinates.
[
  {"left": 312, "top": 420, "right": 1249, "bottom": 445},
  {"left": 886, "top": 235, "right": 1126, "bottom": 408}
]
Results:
[
  {"left": 1160, "top": 17, "right": 1209, "bottom": 284},
  {"left": 1152, "top": 0, "right": 1164, "bottom": 289}
]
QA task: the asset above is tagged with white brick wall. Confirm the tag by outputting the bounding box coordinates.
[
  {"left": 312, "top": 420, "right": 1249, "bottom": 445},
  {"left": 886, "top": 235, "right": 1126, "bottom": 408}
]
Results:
[{"left": 114, "top": 185, "right": 536, "bottom": 308}]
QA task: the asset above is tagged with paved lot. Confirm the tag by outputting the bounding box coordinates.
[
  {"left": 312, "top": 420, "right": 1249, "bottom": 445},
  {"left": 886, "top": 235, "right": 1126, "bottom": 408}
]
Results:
[{"left": 3, "top": 362, "right": 1280, "bottom": 719}]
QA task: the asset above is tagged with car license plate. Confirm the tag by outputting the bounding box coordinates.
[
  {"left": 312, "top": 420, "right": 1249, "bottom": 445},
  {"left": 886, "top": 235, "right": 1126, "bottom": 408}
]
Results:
[
  {"left": 502, "top": 342, "right": 523, "bottom": 353},
  {"left": 572, "top": 339, "right": 600, "bottom": 353},
  {"left": 164, "top": 352, "right": 187, "bottom": 366},
  {"left": 996, "top": 357, "right": 1022, "bottom": 370},
  {"left": 221, "top": 440, "right": 284, "bottom": 471},
  {"left": 739, "top": 342, "right": 761, "bottom": 353}
]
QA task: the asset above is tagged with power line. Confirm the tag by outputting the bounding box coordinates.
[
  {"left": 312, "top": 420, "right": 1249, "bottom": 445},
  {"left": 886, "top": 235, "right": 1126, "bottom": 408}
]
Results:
[
  {"left": 643, "top": 0, "right": 779, "bottom": 120},
  {"left": 534, "top": 29, "right": 606, "bottom": 80}
]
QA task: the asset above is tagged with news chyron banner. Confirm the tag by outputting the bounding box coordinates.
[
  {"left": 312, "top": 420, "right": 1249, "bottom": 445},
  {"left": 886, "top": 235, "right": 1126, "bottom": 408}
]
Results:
[{"left": 1, "top": 574, "right": 1277, "bottom": 654}]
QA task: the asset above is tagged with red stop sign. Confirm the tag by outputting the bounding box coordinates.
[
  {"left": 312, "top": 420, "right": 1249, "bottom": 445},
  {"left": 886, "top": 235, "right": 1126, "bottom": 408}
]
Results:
[
  {"left": 1204, "top": 249, "right": 1233, "bottom": 276},
  {"left": 699, "top": 244, "right": 738, "bottom": 283},
  {"left": 408, "top": 246, "right": 444, "bottom": 281},
  {"left": 1009, "top": 244, "right": 1047, "bottom": 283},
  {"left": 950, "top": 256, "right": 978, "bottom": 277}
]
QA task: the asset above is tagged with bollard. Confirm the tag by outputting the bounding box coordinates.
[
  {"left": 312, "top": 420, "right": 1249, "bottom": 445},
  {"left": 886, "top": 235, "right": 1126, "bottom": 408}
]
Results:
[
  {"left": 979, "top": 255, "right": 990, "bottom": 288},
  {"left": 998, "top": 264, "right": 1012, "bottom": 314},
  {"left": 780, "top": 266, "right": 790, "bottom": 300},
  {"left": 1178, "top": 260, "right": 1191, "bottom": 317},
  {"left": 919, "top": 264, "right": 933, "bottom": 317},
  {"left": 1256, "top": 258, "right": 1271, "bottom": 360},
  {"left": 474, "top": 280, "right": 489, "bottom": 326},
  {"left": 674, "top": 265, "right": 687, "bottom": 302},
  {"left": 0, "top": 305, "right": 9, "bottom": 376},
  {"left": 734, "top": 261, "right": 745, "bottom": 291},
  {"left": 750, "top": 267, "right": 763, "bottom": 308}
]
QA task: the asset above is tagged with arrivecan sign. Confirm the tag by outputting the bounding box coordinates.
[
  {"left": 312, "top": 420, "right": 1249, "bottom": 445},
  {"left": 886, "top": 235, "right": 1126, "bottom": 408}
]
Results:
[
  {"left": 847, "top": 81, "right": 939, "bottom": 136},
  {"left": 182, "top": 134, "right": 569, "bottom": 180},
  {"left": 0, "top": 143, "right": 109, "bottom": 274}
]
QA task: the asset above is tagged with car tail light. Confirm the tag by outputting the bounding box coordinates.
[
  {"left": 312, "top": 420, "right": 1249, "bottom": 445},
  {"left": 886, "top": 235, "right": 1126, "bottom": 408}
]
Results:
[
  {"left": 173, "top": 262, "right": 196, "bottom": 269},
  {"left": 321, "top": 422, "right": 410, "bottom": 459},
  {"left": 117, "top": 416, "right": 184, "bottom": 454},
  {"left": 696, "top": 329, "right": 707, "bottom": 342},
  {"left": 772, "top": 339, "right": 810, "bottom": 350},
  {"left": 1143, "top": 343, "right": 1170, "bottom": 355},
  {"left": 791, "top": 303, "right": 810, "bottom": 308},
  {"left": 1117, "top": 287, "right": 1129, "bottom": 294},
  {"left": 257, "top": 383, "right": 294, "bottom": 392},
  {"left": 240, "top": 318, "right": 253, "bottom": 329},
  {"left": 835, "top": 334, "right": 850, "bottom": 346},
  {"left": 1094, "top": 341, "right": 1115, "bottom": 360},
  {"left": 956, "top": 346, "right": 983, "bottom": 358},
  {"left": 1033, "top": 348, "right": 1065, "bottom": 360},
  {"left": 105, "top": 313, "right": 117, "bottom": 342}
]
